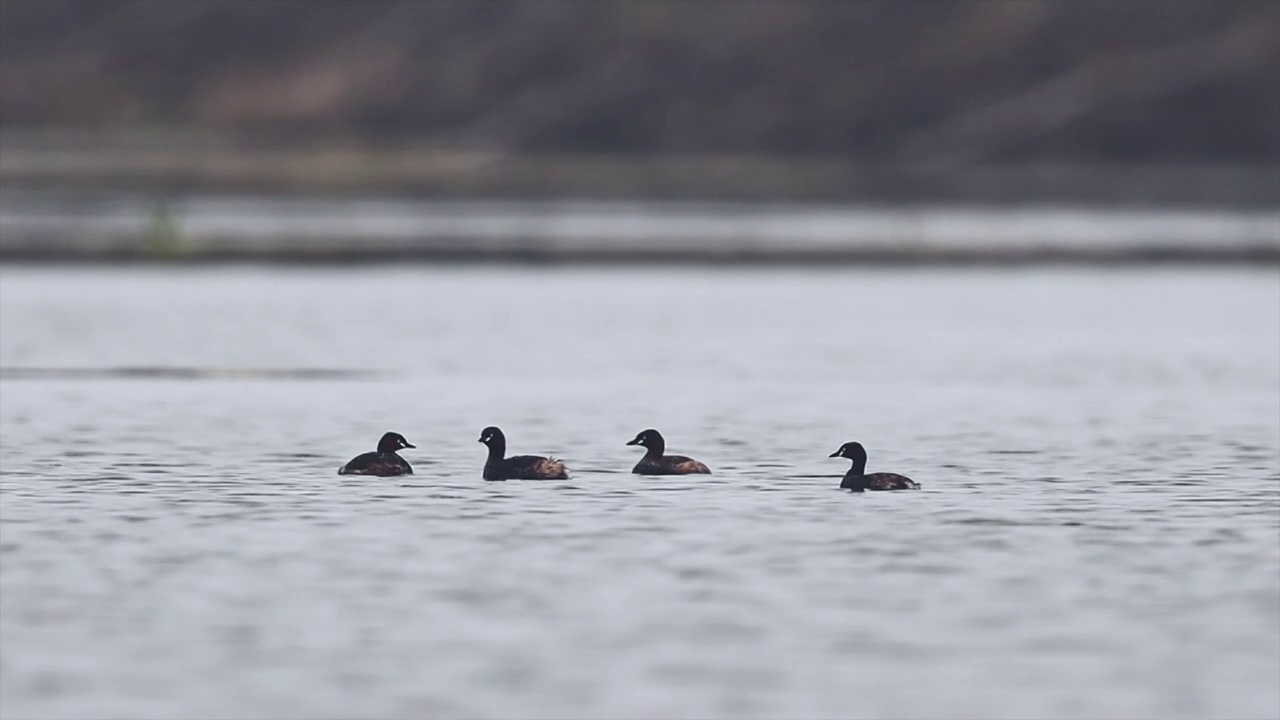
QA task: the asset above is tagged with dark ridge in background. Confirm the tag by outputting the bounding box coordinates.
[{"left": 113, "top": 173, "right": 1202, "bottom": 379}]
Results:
[{"left": 2, "top": 0, "right": 1278, "bottom": 164}]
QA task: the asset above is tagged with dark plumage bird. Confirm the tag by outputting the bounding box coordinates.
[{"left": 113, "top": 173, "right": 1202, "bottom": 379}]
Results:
[
  {"left": 626, "top": 428, "right": 711, "bottom": 475},
  {"left": 828, "top": 441, "right": 920, "bottom": 491},
  {"left": 338, "top": 431, "right": 415, "bottom": 476},
  {"left": 478, "top": 426, "right": 568, "bottom": 481}
]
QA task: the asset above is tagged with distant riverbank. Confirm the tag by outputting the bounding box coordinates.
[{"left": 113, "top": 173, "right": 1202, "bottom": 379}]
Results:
[
  {"left": 2, "top": 132, "right": 1278, "bottom": 209},
  {"left": 3, "top": 133, "right": 1276, "bottom": 266},
  {"left": 2, "top": 192, "right": 1276, "bottom": 266}
]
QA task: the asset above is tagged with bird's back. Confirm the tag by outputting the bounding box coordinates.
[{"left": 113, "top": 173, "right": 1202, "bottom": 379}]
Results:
[
  {"left": 633, "top": 454, "right": 711, "bottom": 475},
  {"left": 841, "top": 471, "right": 919, "bottom": 491},
  {"left": 487, "top": 454, "right": 568, "bottom": 480},
  {"left": 339, "top": 451, "right": 413, "bottom": 477}
]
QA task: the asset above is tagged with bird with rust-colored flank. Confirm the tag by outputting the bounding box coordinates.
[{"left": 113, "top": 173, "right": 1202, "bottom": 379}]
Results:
[
  {"left": 477, "top": 426, "right": 568, "bottom": 481},
  {"left": 625, "top": 428, "right": 711, "bottom": 475},
  {"left": 828, "top": 441, "right": 920, "bottom": 492},
  {"left": 338, "top": 431, "right": 415, "bottom": 476}
]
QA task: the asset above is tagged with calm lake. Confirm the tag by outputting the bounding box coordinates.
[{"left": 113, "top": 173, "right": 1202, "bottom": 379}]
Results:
[{"left": 1, "top": 266, "right": 1277, "bottom": 720}]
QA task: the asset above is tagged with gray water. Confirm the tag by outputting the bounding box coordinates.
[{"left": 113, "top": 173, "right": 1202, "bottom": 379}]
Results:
[{"left": 1, "top": 267, "right": 1277, "bottom": 720}]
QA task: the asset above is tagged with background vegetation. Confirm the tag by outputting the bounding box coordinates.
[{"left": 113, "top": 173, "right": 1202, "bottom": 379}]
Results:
[{"left": 3, "top": 0, "right": 1276, "bottom": 166}]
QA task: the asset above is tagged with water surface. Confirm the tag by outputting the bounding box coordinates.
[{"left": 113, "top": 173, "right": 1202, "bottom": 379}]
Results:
[{"left": 1, "top": 267, "right": 1277, "bottom": 719}]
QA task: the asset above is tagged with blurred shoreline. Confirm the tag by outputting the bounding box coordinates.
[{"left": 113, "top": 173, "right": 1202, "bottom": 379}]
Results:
[
  {"left": 3, "top": 195, "right": 1276, "bottom": 266},
  {"left": 3, "top": 131, "right": 1278, "bottom": 207},
  {"left": 2, "top": 133, "right": 1277, "bottom": 266}
]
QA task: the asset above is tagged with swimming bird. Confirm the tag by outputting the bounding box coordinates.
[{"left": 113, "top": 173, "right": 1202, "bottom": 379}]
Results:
[
  {"left": 478, "top": 426, "right": 568, "bottom": 481},
  {"left": 338, "top": 431, "right": 415, "bottom": 476},
  {"left": 828, "top": 441, "right": 919, "bottom": 491},
  {"left": 626, "top": 428, "right": 711, "bottom": 475}
]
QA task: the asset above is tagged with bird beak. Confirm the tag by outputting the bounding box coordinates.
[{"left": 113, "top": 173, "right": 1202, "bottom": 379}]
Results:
[
  {"left": 625, "top": 438, "right": 639, "bottom": 446},
  {"left": 828, "top": 450, "right": 842, "bottom": 458},
  {"left": 403, "top": 442, "right": 416, "bottom": 449},
  {"left": 477, "top": 437, "right": 485, "bottom": 443}
]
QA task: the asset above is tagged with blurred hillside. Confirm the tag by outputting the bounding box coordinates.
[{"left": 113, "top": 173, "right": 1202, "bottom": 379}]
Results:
[{"left": 2, "top": 0, "right": 1278, "bottom": 165}]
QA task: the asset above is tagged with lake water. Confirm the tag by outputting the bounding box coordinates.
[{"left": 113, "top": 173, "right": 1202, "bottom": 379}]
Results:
[{"left": 1, "top": 266, "right": 1277, "bottom": 720}]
